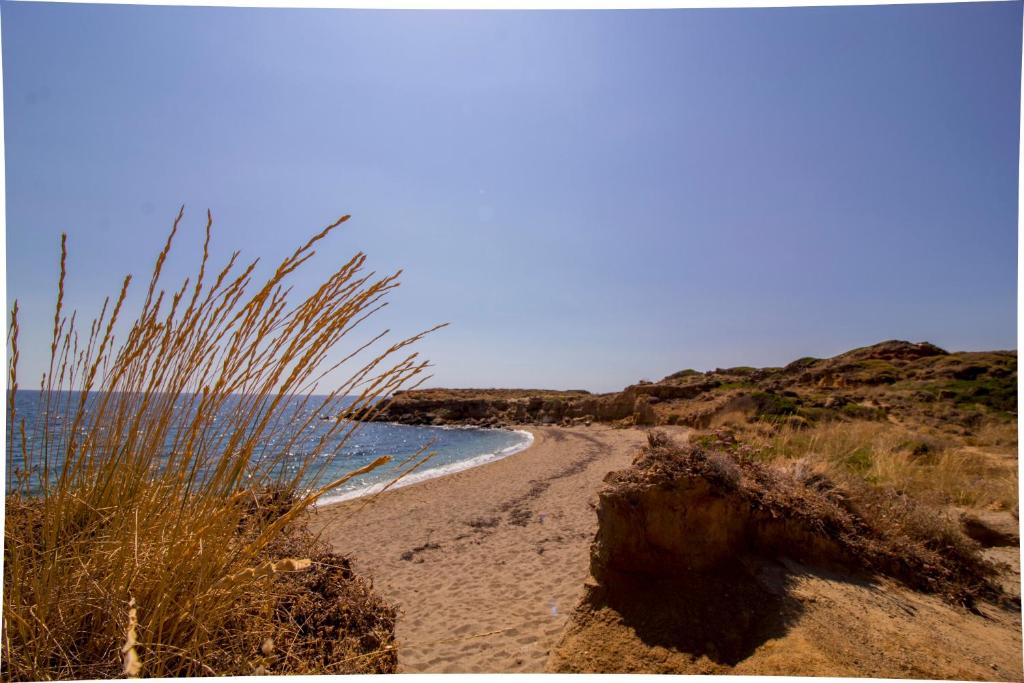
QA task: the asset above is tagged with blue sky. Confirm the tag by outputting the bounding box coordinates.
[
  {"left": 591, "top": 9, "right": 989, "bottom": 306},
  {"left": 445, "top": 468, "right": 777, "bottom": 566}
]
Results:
[{"left": 3, "top": 2, "right": 1020, "bottom": 392}]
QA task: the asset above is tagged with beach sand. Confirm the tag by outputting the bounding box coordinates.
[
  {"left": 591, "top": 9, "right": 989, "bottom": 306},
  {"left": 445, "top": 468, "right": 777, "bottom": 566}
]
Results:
[{"left": 311, "top": 424, "right": 688, "bottom": 673}]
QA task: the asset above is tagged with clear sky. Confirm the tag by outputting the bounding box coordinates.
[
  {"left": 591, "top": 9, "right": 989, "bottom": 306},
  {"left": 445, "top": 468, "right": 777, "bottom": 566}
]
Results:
[{"left": 3, "top": 2, "right": 1020, "bottom": 393}]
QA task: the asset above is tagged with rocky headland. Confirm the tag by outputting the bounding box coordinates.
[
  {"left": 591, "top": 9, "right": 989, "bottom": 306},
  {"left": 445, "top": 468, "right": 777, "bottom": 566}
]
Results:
[{"left": 372, "top": 340, "right": 1016, "bottom": 436}]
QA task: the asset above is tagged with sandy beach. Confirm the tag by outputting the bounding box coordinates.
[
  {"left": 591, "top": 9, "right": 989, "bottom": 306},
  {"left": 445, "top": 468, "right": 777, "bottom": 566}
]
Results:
[{"left": 310, "top": 424, "right": 689, "bottom": 673}]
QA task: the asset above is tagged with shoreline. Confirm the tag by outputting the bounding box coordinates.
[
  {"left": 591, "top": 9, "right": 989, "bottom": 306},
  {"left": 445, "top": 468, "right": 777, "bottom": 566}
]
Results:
[
  {"left": 310, "top": 424, "right": 691, "bottom": 672},
  {"left": 316, "top": 427, "right": 535, "bottom": 505}
]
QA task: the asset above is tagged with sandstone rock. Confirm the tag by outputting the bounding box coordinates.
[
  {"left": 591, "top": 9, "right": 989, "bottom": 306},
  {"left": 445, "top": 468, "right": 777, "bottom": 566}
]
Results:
[{"left": 633, "top": 396, "right": 657, "bottom": 426}]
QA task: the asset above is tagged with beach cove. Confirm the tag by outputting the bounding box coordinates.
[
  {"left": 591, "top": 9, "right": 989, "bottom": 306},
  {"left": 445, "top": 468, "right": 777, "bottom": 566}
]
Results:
[{"left": 311, "top": 424, "right": 690, "bottom": 672}]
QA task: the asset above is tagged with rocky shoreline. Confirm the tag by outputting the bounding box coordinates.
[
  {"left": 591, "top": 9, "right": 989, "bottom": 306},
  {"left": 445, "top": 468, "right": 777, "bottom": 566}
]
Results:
[{"left": 370, "top": 387, "right": 663, "bottom": 428}]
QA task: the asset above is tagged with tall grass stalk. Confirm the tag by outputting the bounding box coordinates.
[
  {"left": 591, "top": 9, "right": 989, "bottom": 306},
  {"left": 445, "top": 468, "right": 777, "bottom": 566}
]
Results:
[{"left": 3, "top": 208, "right": 440, "bottom": 678}]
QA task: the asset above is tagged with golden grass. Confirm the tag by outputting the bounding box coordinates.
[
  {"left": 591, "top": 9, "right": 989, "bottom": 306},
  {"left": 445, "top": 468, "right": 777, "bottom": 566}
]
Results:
[
  {"left": 730, "top": 419, "right": 1019, "bottom": 511},
  {"left": 4, "top": 208, "right": 439, "bottom": 678}
]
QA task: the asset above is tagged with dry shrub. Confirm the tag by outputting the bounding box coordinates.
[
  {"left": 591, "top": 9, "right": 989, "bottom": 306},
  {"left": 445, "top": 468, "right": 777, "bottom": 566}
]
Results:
[
  {"left": 4, "top": 209, "right": 439, "bottom": 679},
  {"left": 241, "top": 500, "right": 399, "bottom": 674}
]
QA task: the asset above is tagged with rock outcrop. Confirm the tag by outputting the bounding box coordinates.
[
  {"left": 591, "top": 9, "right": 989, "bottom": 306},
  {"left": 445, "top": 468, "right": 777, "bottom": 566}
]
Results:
[
  {"left": 589, "top": 432, "right": 995, "bottom": 601},
  {"left": 370, "top": 387, "right": 655, "bottom": 427}
]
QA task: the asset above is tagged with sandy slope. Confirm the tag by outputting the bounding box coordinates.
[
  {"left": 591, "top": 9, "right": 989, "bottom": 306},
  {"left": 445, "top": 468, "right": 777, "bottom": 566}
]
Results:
[
  {"left": 547, "top": 553, "right": 1023, "bottom": 679},
  {"left": 310, "top": 425, "right": 678, "bottom": 673}
]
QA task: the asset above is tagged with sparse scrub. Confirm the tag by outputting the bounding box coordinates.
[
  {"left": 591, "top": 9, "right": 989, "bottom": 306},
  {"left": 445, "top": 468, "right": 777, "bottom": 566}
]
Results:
[
  {"left": 750, "top": 391, "right": 799, "bottom": 420},
  {"left": 938, "top": 376, "right": 1017, "bottom": 414},
  {"left": 4, "top": 209, "right": 439, "bottom": 678},
  {"left": 662, "top": 368, "right": 701, "bottom": 382},
  {"left": 837, "top": 403, "right": 887, "bottom": 421},
  {"left": 713, "top": 381, "right": 755, "bottom": 392},
  {"left": 718, "top": 419, "right": 1019, "bottom": 511}
]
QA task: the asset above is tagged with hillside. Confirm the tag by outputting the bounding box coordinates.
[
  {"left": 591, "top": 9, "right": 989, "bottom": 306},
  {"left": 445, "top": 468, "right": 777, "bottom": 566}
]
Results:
[{"left": 372, "top": 340, "right": 1016, "bottom": 435}]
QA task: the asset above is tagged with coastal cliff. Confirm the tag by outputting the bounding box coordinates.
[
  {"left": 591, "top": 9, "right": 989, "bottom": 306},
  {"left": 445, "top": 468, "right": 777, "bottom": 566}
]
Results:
[{"left": 370, "top": 387, "right": 642, "bottom": 427}]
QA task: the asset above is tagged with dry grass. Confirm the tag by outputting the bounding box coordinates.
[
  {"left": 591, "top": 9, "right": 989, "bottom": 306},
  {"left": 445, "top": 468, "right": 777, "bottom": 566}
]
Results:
[
  {"left": 703, "top": 419, "right": 1019, "bottom": 512},
  {"left": 964, "top": 419, "right": 1019, "bottom": 451},
  {"left": 4, "top": 208, "right": 439, "bottom": 679}
]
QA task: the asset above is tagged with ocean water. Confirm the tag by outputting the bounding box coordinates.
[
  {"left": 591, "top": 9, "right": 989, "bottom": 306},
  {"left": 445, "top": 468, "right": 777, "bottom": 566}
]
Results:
[
  {"left": 5, "top": 390, "right": 532, "bottom": 502},
  {"left": 313, "top": 421, "right": 533, "bottom": 503}
]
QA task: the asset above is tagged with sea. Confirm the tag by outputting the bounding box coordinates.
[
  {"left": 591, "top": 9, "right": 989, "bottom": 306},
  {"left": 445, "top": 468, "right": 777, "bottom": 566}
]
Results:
[{"left": 5, "top": 390, "right": 533, "bottom": 503}]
